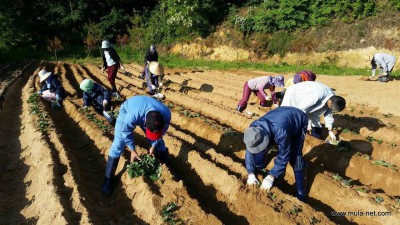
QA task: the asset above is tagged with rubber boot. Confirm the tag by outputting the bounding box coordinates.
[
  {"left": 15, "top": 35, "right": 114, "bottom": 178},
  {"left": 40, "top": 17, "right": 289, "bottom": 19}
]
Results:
[
  {"left": 102, "top": 156, "right": 120, "bottom": 196},
  {"left": 294, "top": 167, "right": 307, "bottom": 202},
  {"left": 236, "top": 105, "right": 245, "bottom": 113},
  {"left": 311, "top": 127, "right": 322, "bottom": 139}
]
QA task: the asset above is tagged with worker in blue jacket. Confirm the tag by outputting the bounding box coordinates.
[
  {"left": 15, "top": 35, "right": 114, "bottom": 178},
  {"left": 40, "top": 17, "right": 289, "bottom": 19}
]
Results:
[
  {"left": 244, "top": 106, "right": 308, "bottom": 201},
  {"left": 102, "top": 95, "right": 171, "bottom": 196},
  {"left": 80, "top": 79, "right": 111, "bottom": 114}
]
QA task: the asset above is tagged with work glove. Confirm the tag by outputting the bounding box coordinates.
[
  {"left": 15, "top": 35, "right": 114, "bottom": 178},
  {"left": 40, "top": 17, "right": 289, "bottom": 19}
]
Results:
[
  {"left": 260, "top": 175, "right": 274, "bottom": 191},
  {"left": 159, "top": 82, "right": 163, "bottom": 87},
  {"left": 265, "top": 95, "right": 271, "bottom": 101},
  {"left": 151, "top": 85, "right": 156, "bottom": 90},
  {"left": 307, "top": 121, "right": 312, "bottom": 134},
  {"left": 247, "top": 174, "right": 260, "bottom": 186},
  {"left": 328, "top": 130, "right": 337, "bottom": 142},
  {"left": 101, "top": 67, "right": 105, "bottom": 73},
  {"left": 102, "top": 100, "right": 108, "bottom": 108},
  {"left": 120, "top": 65, "right": 125, "bottom": 71}
]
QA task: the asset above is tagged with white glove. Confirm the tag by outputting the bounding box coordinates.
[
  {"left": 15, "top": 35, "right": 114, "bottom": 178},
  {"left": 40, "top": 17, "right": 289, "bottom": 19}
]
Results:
[
  {"left": 382, "top": 72, "right": 388, "bottom": 76},
  {"left": 307, "top": 121, "right": 312, "bottom": 132},
  {"left": 247, "top": 174, "right": 260, "bottom": 185},
  {"left": 120, "top": 65, "right": 125, "bottom": 71},
  {"left": 328, "top": 130, "right": 336, "bottom": 142},
  {"left": 102, "top": 100, "right": 108, "bottom": 108},
  {"left": 265, "top": 95, "right": 271, "bottom": 101},
  {"left": 260, "top": 175, "right": 274, "bottom": 191},
  {"left": 159, "top": 82, "right": 163, "bottom": 87},
  {"left": 151, "top": 85, "right": 156, "bottom": 90},
  {"left": 101, "top": 67, "right": 105, "bottom": 73}
]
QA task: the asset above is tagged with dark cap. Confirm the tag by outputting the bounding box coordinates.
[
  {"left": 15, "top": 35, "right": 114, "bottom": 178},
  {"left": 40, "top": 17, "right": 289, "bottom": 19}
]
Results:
[{"left": 145, "top": 111, "right": 165, "bottom": 140}]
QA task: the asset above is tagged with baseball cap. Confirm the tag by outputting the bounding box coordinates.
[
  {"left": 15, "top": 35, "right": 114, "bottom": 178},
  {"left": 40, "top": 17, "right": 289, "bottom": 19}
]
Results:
[{"left": 145, "top": 111, "right": 165, "bottom": 140}]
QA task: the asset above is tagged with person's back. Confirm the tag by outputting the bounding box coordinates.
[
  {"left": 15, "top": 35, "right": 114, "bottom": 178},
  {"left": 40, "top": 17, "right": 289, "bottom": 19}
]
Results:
[
  {"left": 120, "top": 96, "right": 170, "bottom": 124},
  {"left": 281, "top": 81, "right": 334, "bottom": 114}
]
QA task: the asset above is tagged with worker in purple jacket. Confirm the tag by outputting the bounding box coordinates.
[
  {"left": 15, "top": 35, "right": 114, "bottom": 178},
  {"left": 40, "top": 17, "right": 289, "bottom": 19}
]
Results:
[
  {"left": 236, "top": 75, "right": 284, "bottom": 112},
  {"left": 244, "top": 106, "right": 308, "bottom": 201}
]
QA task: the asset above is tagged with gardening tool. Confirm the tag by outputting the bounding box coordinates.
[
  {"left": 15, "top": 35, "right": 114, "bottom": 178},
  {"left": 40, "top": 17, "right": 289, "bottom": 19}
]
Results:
[
  {"left": 103, "top": 111, "right": 113, "bottom": 123},
  {"left": 102, "top": 156, "right": 120, "bottom": 196}
]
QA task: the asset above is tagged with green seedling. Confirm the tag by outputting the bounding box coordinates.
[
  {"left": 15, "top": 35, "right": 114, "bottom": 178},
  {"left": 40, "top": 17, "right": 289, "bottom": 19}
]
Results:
[
  {"left": 383, "top": 113, "right": 393, "bottom": 118},
  {"left": 122, "top": 71, "right": 132, "bottom": 77},
  {"left": 362, "top": 154, "right": 371, "bottom": 160},
  {"left": 268, "top": 192, "right": 277, "bottom": 200},
  {"left": 391, "top": 142, "right": 397, "bottom": 148},
  {"left": 161, "top": 202, "right": 182, "bottom": 225},
  {"left": 127, "top": 154, "right": 162, "bottom": 181},
  {"left": 356, "top": 188, "right": 368, "bottom": 193},
  {"left": 27, "top": 93, "right": 50, "bottom": 133},
  {"left": 333, "top": 173, "right": 342, "bottom": 181},
  {"left": 375, "top": 196, "right": 384, "bottom": 204},
  {"left": 342, "top": 128, "right": 350, "bottom": 133},
  {"left": 289, "top": 205, "right": 302, "bottom": 215},
  {"left": 350, "top": 106, "right": 355, "bottom": 112},
  {"left": 106, "top": 110, "right": 119, "bottom": 119},
  {"left": 309, "top": 216, "right": 320, "bottom": 225},
  {"left": 341, "top": 179, "right": 353, "bottom": 186},
  {"left": 372, "top": 160, "right": 395, "bottom": 168},
  {"left": 366, "top": 136, "right": 375, "bottom": 143}
]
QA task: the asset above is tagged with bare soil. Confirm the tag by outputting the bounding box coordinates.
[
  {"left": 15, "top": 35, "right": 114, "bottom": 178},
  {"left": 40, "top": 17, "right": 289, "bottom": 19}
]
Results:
[{"left": 0, "top": 61, "right": 399, "bottom": 224}]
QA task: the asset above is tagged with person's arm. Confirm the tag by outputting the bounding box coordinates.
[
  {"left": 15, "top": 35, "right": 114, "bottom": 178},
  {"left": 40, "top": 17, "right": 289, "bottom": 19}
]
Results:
[
  {"left": 121, "top": 113, "right": 137, "bottom": 151},
  {"left": 52, "top": 77, "right": 64, "bottom": 101},
  {"left": 100, "top": 85, "right": 111, "bottom": 102},
  {"left": 269, "top": 86, "right": 277, "bottom": 104},
  {"left": 83, "top": 92, "right": 91, "bottom": 107},
  {"left": 268, "top": 129, "right": 291, "bottom": 178},
  {"left": 323, "top": 108, "right": 334, "bottom": 131}
]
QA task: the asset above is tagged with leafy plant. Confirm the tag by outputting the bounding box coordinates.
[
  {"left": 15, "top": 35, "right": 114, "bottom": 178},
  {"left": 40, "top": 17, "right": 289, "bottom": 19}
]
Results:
[
  {"left": 79, "top": 107, "right": 112, "bottom": 133},
  {"left": 391, "top": 142, "right": 397, "bottom": 148},
  {"left": 375, "top": 196, "right": 384, "bottom": 203},
  {"left": 27, "top": 93, "right": 50, "bottom": 133},
  {"left": 383, "top": 113, "right": 393, "bottom": 118},
  {"left": 161, "top": 202, "right": 183, "bottom": 225},
  {"left": 309, "top": 216, "right": 320, "bottom": 224},
  {"left": 366, "top": 136, "right": 383, "bottom": 144},
  {"left": 289, "top": 205, "right": 302, "bottom": 215},
  {"left": 127, "top": 154, "right": 162, "bottom": 181},
  {"left": 342, "top": 128, "right": 350, "bottom": 133},
  {"left": 356, "top": 188, "right": 368, "bottom": 193},
  {"left": 268, "top": 192, "right": 277, "bottom": 200},
  {"left": 373, "top": 160, "right": 395, "bottom": 168}
]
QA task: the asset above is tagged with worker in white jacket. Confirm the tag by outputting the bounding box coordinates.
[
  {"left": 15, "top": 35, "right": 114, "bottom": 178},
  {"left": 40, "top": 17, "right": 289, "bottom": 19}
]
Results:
[
  {"left": 281, "top": 81, "right": 346, "bottom": 141},
  {"left": 371, "top": 53, "right": 397, "bottom": 82}
]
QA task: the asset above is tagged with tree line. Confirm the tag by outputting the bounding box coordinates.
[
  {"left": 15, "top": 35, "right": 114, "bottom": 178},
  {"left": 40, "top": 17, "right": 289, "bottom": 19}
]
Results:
[{"left": 0, "top": 0, "right": 398, "bottom": 57}]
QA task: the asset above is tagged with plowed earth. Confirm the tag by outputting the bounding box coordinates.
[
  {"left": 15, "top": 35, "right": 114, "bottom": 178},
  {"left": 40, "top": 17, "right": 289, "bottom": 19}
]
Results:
[{"left": 0, "top": 61, "right": 399, "bottom": 224}]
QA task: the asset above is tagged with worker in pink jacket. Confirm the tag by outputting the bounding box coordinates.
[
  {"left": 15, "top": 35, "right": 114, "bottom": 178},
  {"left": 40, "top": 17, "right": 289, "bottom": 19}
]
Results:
[{"left": 236, "top": 75, "right": 284, "bottom": 112}]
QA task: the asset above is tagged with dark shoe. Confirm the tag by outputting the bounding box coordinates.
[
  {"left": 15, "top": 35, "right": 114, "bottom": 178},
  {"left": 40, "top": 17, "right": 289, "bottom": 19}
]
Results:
[
  {"left": 377, "top": 76, "right": 389, "bottom": 82},
  {"left": 236, "top": 105, "right": 245, "bottom": 112},
  {"left": 102, "top": 156, "right": 120, "bottom": 196}
]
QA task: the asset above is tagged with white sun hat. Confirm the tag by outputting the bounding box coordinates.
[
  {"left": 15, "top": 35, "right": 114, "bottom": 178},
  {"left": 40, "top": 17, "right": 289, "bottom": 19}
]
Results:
[
  {"left": 148, "top": 61, "right": 164, "bottom": 75},
  {"left": 38, "top": 69, "right": 52, "bottom": 82},
  {"left": 101, "top": 40, "right": 111, "bottom": 49}
]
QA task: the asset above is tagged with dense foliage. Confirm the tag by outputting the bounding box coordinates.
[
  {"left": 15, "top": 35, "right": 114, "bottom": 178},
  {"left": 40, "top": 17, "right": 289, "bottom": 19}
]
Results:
[{"left": 0, "top": 0, "right": 398, "bottom": 59}]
